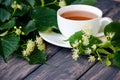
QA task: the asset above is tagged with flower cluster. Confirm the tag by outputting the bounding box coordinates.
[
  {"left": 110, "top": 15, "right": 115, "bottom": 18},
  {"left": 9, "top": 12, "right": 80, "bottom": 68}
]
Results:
[
  {"left": 22, "top": 36, "right": 45, "bottom": 57},
  {"left": 71, "top": 28, "right": 97, "bottom": 62},
  {"left": 59, "top": 0, "right": 66, "bottom": 7},
  {"left": 14, "top": 26, "right": 24, "bottom": 36},
  {"left": 11, "top": 1, "right": 22, "bottom": 10},
  {"left": 35, "top": 36, "right": 45, "bottom": 51},
  {"left": 70, "top": 25, "right": 118, "bottom": 65},
  {"left": 69, "top": 21, "right": 120, "bottom": 68},
  {"left": 23, "top": 40, "right": 35, "bottom": 56}
]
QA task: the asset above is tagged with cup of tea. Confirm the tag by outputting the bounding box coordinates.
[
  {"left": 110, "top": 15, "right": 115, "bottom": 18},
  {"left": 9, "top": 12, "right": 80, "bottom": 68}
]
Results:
[{"left": 57, "top": 5, "right": 112, "bottom": 38}]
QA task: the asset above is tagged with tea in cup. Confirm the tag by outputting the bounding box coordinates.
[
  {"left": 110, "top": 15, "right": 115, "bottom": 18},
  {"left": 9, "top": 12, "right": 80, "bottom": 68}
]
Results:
[{"left": 57, "top": 5, "right": 112, "bottom": 38}]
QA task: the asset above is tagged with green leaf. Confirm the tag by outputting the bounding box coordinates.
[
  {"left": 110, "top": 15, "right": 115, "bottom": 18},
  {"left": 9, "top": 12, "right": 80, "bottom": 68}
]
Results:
[
  {"left": 72, "top": 0, "right": 97, "bottom": 5},
  {"left": 31, "top": 6, "right": 58, "bottom": 32},
  {"left": 67, "top": 31, "right": 83, "bottom": 44},
  {"left": 27, "top": 0, "right": 35, "bottom": 7},
  {"left": 27, "top": 48, "right": 46, "bottom": 64},
  {"left": 65, "top": 0, "right": 76, "bottom": 5},
  {"left": 3, "top": 0, "right": 13, "bottom": 6},
  {"left": 113, "top": 52, "right": 120, "bottom": 68},
  {"left": 14, "top": 3, "right": 28, "bottom": 17},
  {"left": 89, "top": 36, "right": 102, "bottom": 46},
  {"left": 106, "top": 56, "right": 111, "bottom": 66},
  {"left": 0, "top": 18, "right": 15, "bottom": 30},
  {"left": 22, "top": 20, "right": 36, "bottom": 35},
  {"left": 104, "top": 21, "right": 120, "bottom": 47},
  {"left": 0, "top": 8, "right": 11, "bottom": 22},
  {"left": 0, "top": 34, "right": 19, "bottom": 62},
  {"left": 0, "top": 0, "right": 2, "bottom": 3}
]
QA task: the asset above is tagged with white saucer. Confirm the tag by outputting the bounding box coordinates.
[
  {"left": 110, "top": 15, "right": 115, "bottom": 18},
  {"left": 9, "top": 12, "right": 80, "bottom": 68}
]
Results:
[{"left": 39, "top": 32, "right": 104, "bottom": 48}]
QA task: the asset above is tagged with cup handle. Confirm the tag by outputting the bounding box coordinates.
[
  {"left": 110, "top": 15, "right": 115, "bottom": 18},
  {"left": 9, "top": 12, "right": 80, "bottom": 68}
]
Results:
[
  {"left": 99, "top": 17, "right": 112, "bottom": 32},
  {"left": 96, "top": 17, "right": 112, "bottom": 37}
]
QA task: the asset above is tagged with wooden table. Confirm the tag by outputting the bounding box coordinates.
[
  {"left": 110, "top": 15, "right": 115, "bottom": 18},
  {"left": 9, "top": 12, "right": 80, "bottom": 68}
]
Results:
[{"left": 0, "top": 0, "right": 120, "bottom": 80}]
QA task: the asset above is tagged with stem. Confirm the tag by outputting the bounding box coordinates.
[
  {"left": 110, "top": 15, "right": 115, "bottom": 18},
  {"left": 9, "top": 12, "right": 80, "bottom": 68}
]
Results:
[
  {"left": 96, "top": 48, "right": 112, "bottom": 55},
  {"left": 96, "top": 52, "right": 103, "bottom": 63},
  {"left": 45, "top": 0, "right": 58, "bottom": 6},
  {"left": 12, "top": 8, "right": 17, "bottom": 17},
  {"left": 41, "top": 0, "right": 45, "bottom": 7}
]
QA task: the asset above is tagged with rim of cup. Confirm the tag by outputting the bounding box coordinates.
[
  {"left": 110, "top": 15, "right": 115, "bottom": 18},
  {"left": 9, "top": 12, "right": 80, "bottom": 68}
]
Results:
[{"left": 57, "top": 4, "right": 103, "bottom": 22}]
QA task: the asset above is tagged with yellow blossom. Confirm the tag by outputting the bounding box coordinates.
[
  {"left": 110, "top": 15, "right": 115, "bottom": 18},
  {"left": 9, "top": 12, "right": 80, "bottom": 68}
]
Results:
[
  {"left": 14, "top": 26, "right": 24, "bottom": 36},
  {"left": 84, "top": 48, "right": 92, "bottom": 55},
  {"left": 22, "top": 40, "right": 35, "bottom": 56},
  {"left": 37, "top": 43, "right": 45, "bottom": 51},
  {"left": 59, "top": 0, "right": 66, "bottom": 7},
  {"left": 106, "top": 32, "right": 115, "bottom": 40},
  {"left": 11, "top": 1, "right": 22, "bottom": 10},
  {"left": 88, "top": 55, "right": 96, "bottom": 62},
  {"left": 22, "top": 50, "right": 29, "bottom": 56},
  {"left": 82, "top": 25, "right": 92, "bottom": 36},
  {"left": 27, "top": 40, "right": 35, "bottom": 52},
  {"left": 72, "top": 49, "right": 79, "bottom": 61},
  {"left": 91, "top": 44, "right": 97, "bottom": 50},
  {"left": 35, "top": 36, "right": 45, "bottom": 51},
  {"left": 35, "top": 36, "right": 43, "bottom": 45},
  {"left": 16, "top": 4, "right": 22, "bottom": 10},
  {"left": 82, "top": 35, "right": 89, "bottom": 46},
  {"left": 72, "top": 40, "right": 79, "bottom": 48}
]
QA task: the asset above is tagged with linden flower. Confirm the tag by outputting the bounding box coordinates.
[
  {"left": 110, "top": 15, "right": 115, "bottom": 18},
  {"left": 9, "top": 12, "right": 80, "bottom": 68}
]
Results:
[
  {"left": 11, "top": 1, "right": 22, "bottom": 10},
  {"left": 72, "top": 40, "right": 79, "bottom": 48},
  {"left": 22, "top": 50, "right": 29, "bottom": 57},
  {"left": 88, "top": 55, "right": 96, "bottom": 62},
  {"left": 14, "top": 26, "right": 24, "bottom": 36},
  {"left": 35, "top": 36, "right": 43, "bottom": 45},
  {"left": 91, "top": 44, "right": 97, "bottom": 50},
  {"left": 22, "top": 40, "right": 35, "bottom": 56},
  {"left": 82, "top": 26, "right": 92, "bottom": 36},
  {"left": 27, "top": 40, "right": 35, "bottom": 52},
  {"left": 82, "top": 35, "right": 89, "bottom": 46},
  {"left": 37, "top": 43, "right": 45, "bottom": 51},
  {"left": 35, "top": 36, "right": 45, "bottom": 51},
  {"left": 72, "top": 49, "right": 79, "bottom": 61},
  {"left": 59, "top": 0, "right": 66, "bottom": 7},
  {"left": 84, "top": 48, "right": 92, "bottom": 55},
  {"left": 106, "top": 32, "right": 115, "bottom": 40}
]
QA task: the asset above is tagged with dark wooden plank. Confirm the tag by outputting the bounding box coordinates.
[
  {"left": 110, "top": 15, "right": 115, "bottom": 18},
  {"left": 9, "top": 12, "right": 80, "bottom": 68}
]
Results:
[
  {"left": 95, "top": 0, "right": 116, "bottom": 14},
  {"left": 24, "top": 48, "right": 96, "bottom": 80},
  {"left": 79, "top": 62, "right": 120, "bottom": 80},
  {"left": 107, "top": 7, "right": 120, "bottom": 20},
  {"left": 0, "top": 43, "right": 61, "bottom": 80}
]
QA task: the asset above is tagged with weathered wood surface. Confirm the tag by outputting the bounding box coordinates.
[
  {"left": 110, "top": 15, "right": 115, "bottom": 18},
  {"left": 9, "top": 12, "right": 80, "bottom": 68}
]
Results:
[
  {"left": 0, "top": 43, "right": 61, "bottom": 80},
  {"left": 0, "top": 0, "right": 120, "bottom": 80},
  {"left": 24, "top": 49, "right": 95, "bottom": 80},
  {"left": 79, "top": 62, "right": 120, "bottom": 80}
]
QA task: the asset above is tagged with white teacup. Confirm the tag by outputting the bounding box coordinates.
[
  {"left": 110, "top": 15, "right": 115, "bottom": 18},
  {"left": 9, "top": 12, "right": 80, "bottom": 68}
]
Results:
[{"left": 57, "top": 5, "right": 112, "bottom": 38}]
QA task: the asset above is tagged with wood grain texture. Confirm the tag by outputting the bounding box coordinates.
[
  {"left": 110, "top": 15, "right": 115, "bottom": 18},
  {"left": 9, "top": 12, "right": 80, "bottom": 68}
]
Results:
[
  {"left": 0, "top": 43, "right": 61, "bottom": 80},
  {"left": 95, "top": 0, "right": 116, "bottom": 14},
  {"left": 79, "top": 62, "right": 120, "bottom": 80},
  {"left": 24, "top": 48, "right": 95, "bottom": 80},
  {"left": 107, "top": 6, "right": 120, "bottom": 20}
]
